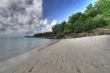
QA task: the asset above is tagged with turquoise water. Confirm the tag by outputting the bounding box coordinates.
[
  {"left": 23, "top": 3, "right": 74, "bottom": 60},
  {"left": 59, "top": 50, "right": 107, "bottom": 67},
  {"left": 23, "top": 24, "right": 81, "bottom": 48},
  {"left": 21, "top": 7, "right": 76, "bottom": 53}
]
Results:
[{"left": 0, "top": 37, "right": 52, "bottom": 62}]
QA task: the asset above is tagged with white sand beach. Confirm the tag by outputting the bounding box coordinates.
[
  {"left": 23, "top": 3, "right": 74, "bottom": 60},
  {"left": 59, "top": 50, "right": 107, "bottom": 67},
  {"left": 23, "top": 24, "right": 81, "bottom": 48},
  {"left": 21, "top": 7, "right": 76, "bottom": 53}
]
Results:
[{"left": 1, "top": 35, "right": 110, "bottom": 73}]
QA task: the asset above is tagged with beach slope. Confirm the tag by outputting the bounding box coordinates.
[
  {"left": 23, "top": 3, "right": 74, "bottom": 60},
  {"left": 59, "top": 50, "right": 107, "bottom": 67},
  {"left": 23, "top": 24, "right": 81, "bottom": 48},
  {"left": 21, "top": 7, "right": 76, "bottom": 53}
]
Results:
[{"left": 2, "top": 35, "right": 110, "bottom": 73}]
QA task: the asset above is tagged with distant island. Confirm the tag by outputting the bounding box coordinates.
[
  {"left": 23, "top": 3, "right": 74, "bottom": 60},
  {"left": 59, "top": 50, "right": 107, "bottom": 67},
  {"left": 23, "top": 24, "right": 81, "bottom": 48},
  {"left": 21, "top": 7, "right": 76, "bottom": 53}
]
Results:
[{"left": 33, "top": 0, "right": 110, "bottom": 39}]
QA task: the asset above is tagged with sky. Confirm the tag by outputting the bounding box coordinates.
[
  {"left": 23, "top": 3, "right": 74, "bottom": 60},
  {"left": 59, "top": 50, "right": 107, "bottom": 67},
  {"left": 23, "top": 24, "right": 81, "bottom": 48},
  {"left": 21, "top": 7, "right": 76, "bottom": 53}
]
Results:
[
  {"left": 43, "top": 0, "right": 97, "bottom": 22},
  {"left": 0, "top": 0, "right": 97, "bottom": 36}
]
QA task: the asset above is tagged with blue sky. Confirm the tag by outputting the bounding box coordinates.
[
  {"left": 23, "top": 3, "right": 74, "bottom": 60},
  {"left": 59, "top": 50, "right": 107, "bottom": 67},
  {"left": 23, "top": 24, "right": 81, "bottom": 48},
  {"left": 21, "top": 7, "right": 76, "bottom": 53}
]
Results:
[{"left": 43, "top": 0, "right": 97, "bottom": 23}]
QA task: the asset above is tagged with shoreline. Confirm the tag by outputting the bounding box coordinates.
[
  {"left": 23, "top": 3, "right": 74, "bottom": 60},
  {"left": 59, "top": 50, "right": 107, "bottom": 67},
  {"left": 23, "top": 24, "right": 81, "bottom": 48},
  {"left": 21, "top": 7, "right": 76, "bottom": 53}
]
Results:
[
  {"left": 32, "top": 33, "right": 110, "bottom": 39},
  {"left": 1, "top": 35, "right": 110, "bottom": 73},
  {"left": 0, "top": 40, "right": 59, "bottom": 73}
]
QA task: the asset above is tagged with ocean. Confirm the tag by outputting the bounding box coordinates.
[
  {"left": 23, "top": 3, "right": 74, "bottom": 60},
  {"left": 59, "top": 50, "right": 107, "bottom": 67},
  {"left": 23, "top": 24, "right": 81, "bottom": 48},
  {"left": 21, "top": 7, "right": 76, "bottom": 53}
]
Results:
[{"left": 0, "top": 37, "right": 52, "bottom": 62}]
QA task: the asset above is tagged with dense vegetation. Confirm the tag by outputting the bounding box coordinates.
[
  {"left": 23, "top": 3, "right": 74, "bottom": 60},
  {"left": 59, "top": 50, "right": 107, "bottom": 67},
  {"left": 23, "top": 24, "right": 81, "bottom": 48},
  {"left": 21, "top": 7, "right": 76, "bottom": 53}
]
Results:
[{"left": 34, "top": 0, "right": 110, "bottom": 39}]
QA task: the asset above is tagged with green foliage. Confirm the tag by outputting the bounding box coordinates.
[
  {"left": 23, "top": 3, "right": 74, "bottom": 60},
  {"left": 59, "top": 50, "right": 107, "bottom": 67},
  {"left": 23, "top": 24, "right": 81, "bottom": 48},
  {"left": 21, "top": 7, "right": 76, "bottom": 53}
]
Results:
[
  {"left": 52, "top": 21, "right": 71, "bottom": 37},
  {"left": 95, "top": 0, "right": 110, "bottom": 24},
  {"left": 34, "top": 32, "right": 53, "bottom": 38},
  {"left": 68, "top": 12, "right": 85, "bottom": 23}
]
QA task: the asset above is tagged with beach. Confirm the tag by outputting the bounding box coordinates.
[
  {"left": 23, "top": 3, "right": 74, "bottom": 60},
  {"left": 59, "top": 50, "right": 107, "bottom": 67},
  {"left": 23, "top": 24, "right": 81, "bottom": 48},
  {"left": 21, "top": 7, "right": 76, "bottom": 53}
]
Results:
[{"left": 1, "top": 35, "right": 110, "bottom": 73}]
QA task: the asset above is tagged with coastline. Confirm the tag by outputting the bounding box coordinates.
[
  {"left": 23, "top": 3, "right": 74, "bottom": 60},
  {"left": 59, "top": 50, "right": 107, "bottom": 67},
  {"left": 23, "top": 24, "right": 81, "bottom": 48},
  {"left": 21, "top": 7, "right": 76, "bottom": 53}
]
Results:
[
  {"left": 0, "top": 39, "right": 59, "bottom": 73},
  {"left": 1, "top": 35, "right": 110, "bottom": 73}
]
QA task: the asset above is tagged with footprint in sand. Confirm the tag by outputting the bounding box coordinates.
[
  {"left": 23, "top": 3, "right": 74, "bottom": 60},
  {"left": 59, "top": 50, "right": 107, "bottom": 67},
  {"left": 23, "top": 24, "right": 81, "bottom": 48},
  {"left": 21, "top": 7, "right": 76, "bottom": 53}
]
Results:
[
  {"left": 90, "top": 62, "right": 99, "bottom": 69},
  {"left": 29, "top": 67, "right": 34, "bottom": 72},
  {"left": 75, "top": 66, "right": 83, "bottom": 73}
]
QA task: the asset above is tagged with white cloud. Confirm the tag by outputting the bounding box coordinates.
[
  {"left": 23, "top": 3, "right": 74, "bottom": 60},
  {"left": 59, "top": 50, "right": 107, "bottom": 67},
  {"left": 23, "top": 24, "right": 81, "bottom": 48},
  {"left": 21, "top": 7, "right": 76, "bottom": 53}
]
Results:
[
  {"left": 50, "top": 20, "right": 57, "bottom": 27},
  {"left": 41, "top": 20, "right": 57, "bottom": 33},
  {"left": 0, "top": 0, "right": 52, "bottom": 36}
]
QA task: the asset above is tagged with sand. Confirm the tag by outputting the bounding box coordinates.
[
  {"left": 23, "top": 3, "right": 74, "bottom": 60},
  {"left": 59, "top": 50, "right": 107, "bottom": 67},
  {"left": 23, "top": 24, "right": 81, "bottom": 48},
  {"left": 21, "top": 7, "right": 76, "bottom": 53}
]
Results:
[{"left": 1, "top": 35, "right": 110, "bottom": 73}]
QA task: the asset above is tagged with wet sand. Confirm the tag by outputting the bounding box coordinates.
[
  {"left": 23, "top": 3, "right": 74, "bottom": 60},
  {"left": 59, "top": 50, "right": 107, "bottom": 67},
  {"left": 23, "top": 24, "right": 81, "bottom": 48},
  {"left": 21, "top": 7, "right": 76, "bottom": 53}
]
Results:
[{"left": 1, "top": 35, "right": 110, "bottom": 73}]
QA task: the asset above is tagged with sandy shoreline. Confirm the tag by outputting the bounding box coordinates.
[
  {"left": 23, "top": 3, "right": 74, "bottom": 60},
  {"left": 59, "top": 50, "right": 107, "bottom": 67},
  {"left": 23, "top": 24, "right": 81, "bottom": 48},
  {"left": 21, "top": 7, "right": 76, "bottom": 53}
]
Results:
[
  {"left": 1, "top": 35, "right": 110, "bottom": 73},
  {"left": 0, "top": 40, "right": 59, "bottom": 72}
]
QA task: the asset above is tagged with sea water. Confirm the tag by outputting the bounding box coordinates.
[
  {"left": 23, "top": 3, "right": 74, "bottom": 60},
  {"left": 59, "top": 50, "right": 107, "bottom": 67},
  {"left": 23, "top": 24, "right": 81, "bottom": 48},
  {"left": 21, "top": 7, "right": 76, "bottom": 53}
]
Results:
[{"left": 0, "top": 37, "right": 52, "bottom": 62}]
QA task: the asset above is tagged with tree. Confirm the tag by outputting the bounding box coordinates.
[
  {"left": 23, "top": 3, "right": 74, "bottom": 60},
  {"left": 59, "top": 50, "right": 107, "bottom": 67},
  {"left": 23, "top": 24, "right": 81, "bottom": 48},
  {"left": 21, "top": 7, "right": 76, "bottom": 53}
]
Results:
[
  {"left": 86, "top": 4, "right": 93, "bottom": 11},
  {"left": 95, "top": 0, "right": 110, "bottom": 24},
  {"left": 68, "top": 12, "right": 83, "bottom": 24}
]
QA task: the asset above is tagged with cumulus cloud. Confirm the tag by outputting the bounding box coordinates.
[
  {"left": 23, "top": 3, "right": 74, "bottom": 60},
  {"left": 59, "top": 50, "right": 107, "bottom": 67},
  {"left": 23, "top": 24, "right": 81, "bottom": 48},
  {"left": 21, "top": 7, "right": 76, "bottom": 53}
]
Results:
[
  {"left": 0, "top": 0, "right": 53, "bottom": 36},
  {"left": 40, "top": 20, "right": 57, "bottom": 33},
  {"left": 50, "top": 20, "right": 57, "bottom": 27}
]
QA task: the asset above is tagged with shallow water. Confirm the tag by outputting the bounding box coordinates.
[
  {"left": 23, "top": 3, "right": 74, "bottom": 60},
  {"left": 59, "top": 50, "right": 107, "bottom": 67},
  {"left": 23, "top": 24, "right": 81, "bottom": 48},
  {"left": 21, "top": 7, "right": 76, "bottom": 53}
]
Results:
[{"left": 0, "top": 37, "right": 52, "bottom": 62}]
